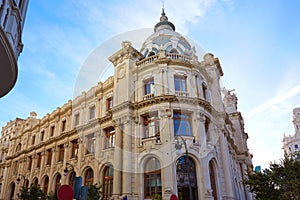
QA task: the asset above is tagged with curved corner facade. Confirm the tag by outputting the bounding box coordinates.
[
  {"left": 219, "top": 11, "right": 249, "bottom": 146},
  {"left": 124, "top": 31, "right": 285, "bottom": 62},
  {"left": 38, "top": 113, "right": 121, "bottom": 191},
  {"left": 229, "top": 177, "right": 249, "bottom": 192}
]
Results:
[
  {"left": 0, "top": 0, "right": 29, "bottom": 97},
  {"left": 0, "top": 10, "right": 253, "bottom": 200}
]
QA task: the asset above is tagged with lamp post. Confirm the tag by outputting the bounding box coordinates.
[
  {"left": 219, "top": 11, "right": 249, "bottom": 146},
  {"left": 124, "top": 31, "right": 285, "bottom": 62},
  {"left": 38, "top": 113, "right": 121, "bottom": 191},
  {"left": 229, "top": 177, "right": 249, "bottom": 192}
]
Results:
[
  {"left": 16, "top": 174, "right": 26, "bottom": 186},
  {"left": 63, "top": 162, "right": 75, "bottom": 176},
  {"left": 175, "top": 135, "right": 193, "bottom": 200}
]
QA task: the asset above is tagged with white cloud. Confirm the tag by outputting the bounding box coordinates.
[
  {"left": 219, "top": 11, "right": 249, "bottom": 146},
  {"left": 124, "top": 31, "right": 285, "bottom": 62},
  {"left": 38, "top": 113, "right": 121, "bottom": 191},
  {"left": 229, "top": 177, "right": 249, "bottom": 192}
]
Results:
[{"left": 245, "top": 85, "right": 300, "bottom": 119}]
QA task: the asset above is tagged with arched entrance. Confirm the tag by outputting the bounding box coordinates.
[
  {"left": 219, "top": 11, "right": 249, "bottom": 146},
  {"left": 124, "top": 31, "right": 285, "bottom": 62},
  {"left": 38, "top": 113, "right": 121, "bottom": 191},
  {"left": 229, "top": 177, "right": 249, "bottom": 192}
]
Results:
[
  {"left": 7, "top": 182, "right": 15, "bottom": 200},
  {"left": 43, "top": 176, "right": 49, "bottom": 193},
  {"left": 176, "top": 156, "right": 198, "bottom": 200},
  {"left": 102, "top": 165, "right": 113, "bottom": 200},
  {"left": 84, "top": 167, "right": 94, "bottom": 186},
  {"left": 54, "top": 173, "right": 62, "bottom": 192},
  {"left": 68, "top": 171, "right": 76, "bottom": 188},
  {"left": 209, "top": 160, "right": 218, "bottom": 200},
  {"left": 32, "top": 177, "right": 38, "bottom": 185}
]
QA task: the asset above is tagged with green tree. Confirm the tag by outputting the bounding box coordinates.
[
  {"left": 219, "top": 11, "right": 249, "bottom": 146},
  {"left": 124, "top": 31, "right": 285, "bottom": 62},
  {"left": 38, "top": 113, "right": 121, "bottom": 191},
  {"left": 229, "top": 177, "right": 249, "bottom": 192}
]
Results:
[
  {"left": 17, "top": 184, "right": 47, "bottom": 200},
  {"left": 244, "top": 154, "right": 300, "bottom": 200},
  {"left": 87, "top": 183, "right": 102, "bottom": 200},
  {"left": 47, "top": 191, "right": 58, "bottom": 200}
]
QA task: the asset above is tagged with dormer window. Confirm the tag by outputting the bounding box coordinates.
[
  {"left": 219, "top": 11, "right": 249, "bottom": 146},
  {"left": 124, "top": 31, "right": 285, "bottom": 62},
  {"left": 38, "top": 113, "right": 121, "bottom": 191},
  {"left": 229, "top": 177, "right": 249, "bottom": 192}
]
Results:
[
  {"left": 148, "top": 51, "right": 156, "bottom": 57},
  {"left": 169, "top": 49, "right": 179, "bottom": 54}
]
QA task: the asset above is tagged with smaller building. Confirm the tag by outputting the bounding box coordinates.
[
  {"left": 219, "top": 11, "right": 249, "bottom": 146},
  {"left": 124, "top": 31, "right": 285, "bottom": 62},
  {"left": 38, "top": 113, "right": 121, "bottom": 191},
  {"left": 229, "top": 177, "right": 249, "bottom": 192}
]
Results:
[{"left": 283, "top": 107, "right": 300, "bottom": 155}]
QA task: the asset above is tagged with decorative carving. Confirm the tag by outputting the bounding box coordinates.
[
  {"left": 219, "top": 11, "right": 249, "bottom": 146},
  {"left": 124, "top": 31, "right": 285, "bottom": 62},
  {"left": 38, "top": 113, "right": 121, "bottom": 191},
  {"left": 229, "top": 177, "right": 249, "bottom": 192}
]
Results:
[{"left": 117, "top": 66, "right": 126, "bottom": 80}]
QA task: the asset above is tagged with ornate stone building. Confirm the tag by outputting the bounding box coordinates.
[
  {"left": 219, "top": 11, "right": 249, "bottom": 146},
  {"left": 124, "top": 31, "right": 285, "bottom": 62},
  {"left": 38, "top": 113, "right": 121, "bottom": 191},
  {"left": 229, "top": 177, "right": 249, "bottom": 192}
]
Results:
[
  {"left": 0, "top": 0, "right": 29, "bottom": 97},
  {"left": 283, "top": 107, "right": 300, "bottom": 156},
  {"left": 0, "top": 9, "right": 253, "bottom": 200}
]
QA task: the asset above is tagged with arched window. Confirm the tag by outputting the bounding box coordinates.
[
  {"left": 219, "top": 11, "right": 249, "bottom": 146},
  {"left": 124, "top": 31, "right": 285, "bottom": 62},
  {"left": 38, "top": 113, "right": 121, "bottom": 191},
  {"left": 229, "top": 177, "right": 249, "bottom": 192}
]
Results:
[
  {"left": 209, "top": 160, "right": 218, "bottom": 200},
  {"left": 16, "top": 143, "right": 21, "bottom": 152},
  {"left": 148, "top": 51, "right": 156, "bottom": 57},
  {"left": 32, "top": 177, "right": 38, "bottom": 186},
  {"left": 69, "top": 171, "right": 76, "bottom": 188},
  {"left": 84, "top": 168, "right": 94, "bottom": 186},
  {"left": 24, "top": 179, "right": 29, "bottom": 188},
  {"left": 3, "top": 8, "right": 9, "bottom": 28},
  {"left": 8, "top": 182, "right": 15, "bottom": 200},
  {"left": 103, "top": 166, "right": 113, "bottom": 200},
  {"left": 176, "top": 156, "right": 198, "bottom": 200},
  {"left": 43, "top": 176, "right": 49, "bottom": 193},
  {"left": 170, "top": 49, "right": 179, "bottom": 54},
  {"left": 202, "top": 82, "right": 209, "bottom": 100},
  {"left": 144, "top": 157, "right": 162, "bottom": 198},
  {"left": 54, "top": 174, "right": 61, "bottom": 191}
]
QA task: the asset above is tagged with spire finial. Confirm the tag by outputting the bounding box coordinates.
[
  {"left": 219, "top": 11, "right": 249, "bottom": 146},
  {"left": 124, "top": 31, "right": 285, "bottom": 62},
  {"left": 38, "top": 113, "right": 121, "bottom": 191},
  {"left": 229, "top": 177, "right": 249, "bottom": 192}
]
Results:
[
  {"left": 162, "top": 0, "right": 165, "bottom": 16},
  {"left": 154, "top": 1, "right": 175, "bottom": 32}
]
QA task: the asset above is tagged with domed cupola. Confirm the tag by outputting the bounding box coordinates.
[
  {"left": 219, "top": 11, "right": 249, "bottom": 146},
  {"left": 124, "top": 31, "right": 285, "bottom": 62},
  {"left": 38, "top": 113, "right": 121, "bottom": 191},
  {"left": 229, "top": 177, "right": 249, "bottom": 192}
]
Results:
[
  {"left": 140, "top": 9, "right": 194, "bottom": 58},
  {"left": 154, "top": 8, "right": 175, "bottom": 32}
]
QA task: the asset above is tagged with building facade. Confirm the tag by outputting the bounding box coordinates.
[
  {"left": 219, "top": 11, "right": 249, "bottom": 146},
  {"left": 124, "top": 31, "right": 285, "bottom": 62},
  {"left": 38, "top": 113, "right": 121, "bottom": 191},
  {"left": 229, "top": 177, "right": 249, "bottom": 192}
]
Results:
[
  {"left": 0, "top": 10, "right": 253, "bottom": 200},
  {"left": 283, "top": 107, "right": 300, "bottom": 156},
  {"left": 0, "top": 0, "right": 29, "bottom": 97}
]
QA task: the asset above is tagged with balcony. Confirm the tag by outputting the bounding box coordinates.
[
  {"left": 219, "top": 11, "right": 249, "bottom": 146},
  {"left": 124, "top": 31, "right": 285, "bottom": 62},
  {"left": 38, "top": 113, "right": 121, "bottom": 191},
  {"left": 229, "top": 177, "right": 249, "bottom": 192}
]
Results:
[
  {"left": 143, "top": 93, "right": 154, "bottom": 100},
  {"left": 175, "top": 91, "right": 189, "bottom": 97}
]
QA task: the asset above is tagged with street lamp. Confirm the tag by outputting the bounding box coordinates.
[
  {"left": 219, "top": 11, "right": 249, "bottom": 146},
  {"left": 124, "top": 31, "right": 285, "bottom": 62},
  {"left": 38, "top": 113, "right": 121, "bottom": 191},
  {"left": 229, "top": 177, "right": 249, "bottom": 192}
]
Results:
[
  {"left": 175, "top": 135, "right": 193, "bottom": 200},
  {"left": 63, "top": 162, "right": 75, "bottom": 176},
  {"left": 16, "top": 174, "right": 26, "bottom": 185}
]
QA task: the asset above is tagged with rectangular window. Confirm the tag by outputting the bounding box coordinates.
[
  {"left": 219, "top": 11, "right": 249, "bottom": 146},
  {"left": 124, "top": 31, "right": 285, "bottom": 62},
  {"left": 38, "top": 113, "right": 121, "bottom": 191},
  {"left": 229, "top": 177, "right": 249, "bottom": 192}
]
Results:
[
  {"left": 28, "top": 156, "right": 32, "bottom": 170},
  {"left": 105, "top": 127, "right": 115, "bottom": 149},
  {"left": 50, "top": 126, "right": 55, "bottom": 137},
  {"left": 142, "top": 112, "right": 160, "bottom": 138},
  {"left": 61, "top": 120, "right": 66, "bottom": 132},
  {"left": 74, "top": 113, "right": 80, "bottom": 126},
  {"left": 106, "top": 97, "right": 113, "bottom": 111},
  {"left": 13, "top": 162, "right": 18, "bottom": 174},
  {"left": 58, "top": 145, "right": 64, "bottom": 162},
  {"left": 195, "top": 75, "right": 200, "bottom": 97},
  {"left": 89, "top": 106, "right": 96, "bottom": 119},
  {"left": 205, "top": 117, "right": 210, "bottom": 142},
  {"left": 174, "top": 75, "right": 187, "bottom": 91},
  {"left": 31, "top": 135, "right": 35, "bottom": 145},
  {"left": 86, "top": 134, "right": 95, "bottom": 155},
  {"left": 36, "top": 153, "right": 41, "bottom": 168},
  {"left": 40, "top": 131, "right": 44, "bottom": 142},
  {"left": 46, "top": 149, "right": 52, "bottom": 165},
  {"left": 71, "top": 139, "right": 79, "bottom": 158},
  {"left": 173, "top": 111, "right": 192, "bottom": 136},
  {"left": 144, "top": 78, "right": 154, "bottom": 95},
  {"left": 202, "top": 83, "right": 207, "bottom": 100}
]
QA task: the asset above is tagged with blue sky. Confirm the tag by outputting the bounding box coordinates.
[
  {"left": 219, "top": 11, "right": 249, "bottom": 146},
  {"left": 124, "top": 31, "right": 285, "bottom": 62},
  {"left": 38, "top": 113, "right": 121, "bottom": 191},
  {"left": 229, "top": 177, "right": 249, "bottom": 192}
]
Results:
[{"left": 1, "top": 0, "right": 300, "bottom": 169}]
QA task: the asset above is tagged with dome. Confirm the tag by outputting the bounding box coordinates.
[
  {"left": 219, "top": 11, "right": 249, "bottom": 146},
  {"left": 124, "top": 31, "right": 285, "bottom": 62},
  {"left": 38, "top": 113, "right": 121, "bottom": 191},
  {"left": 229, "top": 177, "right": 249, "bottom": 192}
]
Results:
[{"left": 140, "top": 9, "right": 194, "bottom": 57}]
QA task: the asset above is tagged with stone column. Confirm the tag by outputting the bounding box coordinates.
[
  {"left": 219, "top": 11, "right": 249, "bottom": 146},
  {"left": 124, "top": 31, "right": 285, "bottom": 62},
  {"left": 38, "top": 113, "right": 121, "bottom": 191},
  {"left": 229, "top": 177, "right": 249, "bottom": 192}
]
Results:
[
  {"left": 78, "top": 139, "right": 84, "bottom": 162},
  {"left": 112, "top": 123, "right": 122, "bottom": 199},
  {"left": 62, "top": 143, "right": 69, "bottom": 184},
  {"left": 202, "top": 159, "right": 214, "bottom": 200},
  {"left": 122, "top": 120, "right": 132, "bottom": 198},
  {"left": 95, "top": 130, "right": 101, "bottom": 160},
  {"left": 219, "top": 133, "right": 235, "bottom": 200}
]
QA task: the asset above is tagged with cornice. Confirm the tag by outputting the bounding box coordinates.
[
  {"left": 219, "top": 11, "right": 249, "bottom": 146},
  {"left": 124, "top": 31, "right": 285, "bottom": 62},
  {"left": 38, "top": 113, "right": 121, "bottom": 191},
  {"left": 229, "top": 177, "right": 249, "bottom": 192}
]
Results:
[
  {"left": 109, "top": 41, "right": 143, "bottom": 66},
  {"left": 111, "top": 101, "right": 134, "bottom": 113}
]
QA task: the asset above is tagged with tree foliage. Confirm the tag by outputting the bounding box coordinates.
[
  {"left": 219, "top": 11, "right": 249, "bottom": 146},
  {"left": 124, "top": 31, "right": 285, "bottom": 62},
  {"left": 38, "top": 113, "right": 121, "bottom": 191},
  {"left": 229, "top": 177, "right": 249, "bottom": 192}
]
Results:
[
  {"left": 17, "top": 184, "right": 48, "bottom": 200},
  {"left": 87, "top": 183, "right": 102, "bottom": 200},
  {"left": 244, "top": 154, "right": 300, "bottom": 200}
]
